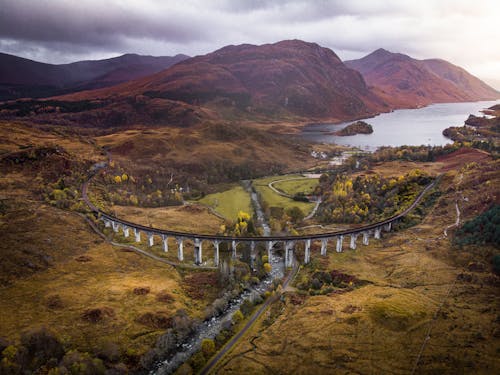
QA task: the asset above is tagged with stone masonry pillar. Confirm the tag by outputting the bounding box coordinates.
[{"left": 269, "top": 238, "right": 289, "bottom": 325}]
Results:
[
  {"left": 134, "top": 228, "right": 141, "bottom": 243},
  {"left": 177, "top": 238, "right": 184, "bottom": 261},
  {"left": 213, "top": 240, "right": 220, "bottom": 266},
  {"left": 266, "top": 241, "right": 273, "bottom": 261},
  {"left": 336, "top": 235, "right": 344, "bottom": 253},
  {"left": 232, "top": 240, "right": 237, "bottom": 258},
  {"left": 194, "top": 238, "right": 202, "bottom": 265},
  {"left": 304, "top": 239, "right": 311, "bottom": 264},
  {"left": 250, "top": 241, "right": 256, "bottom": 268},
  {"left": 161, "top": 235, "right": 168, "bottom": 252},
  {"left": 363, "top": 231, "right": 369, "bottom": 245},
  {"left": 321, "top": 238, "right": 328, "bottom": 256},
  {"left": 350, "top": 234, "right": 357, "bottom": 250}
]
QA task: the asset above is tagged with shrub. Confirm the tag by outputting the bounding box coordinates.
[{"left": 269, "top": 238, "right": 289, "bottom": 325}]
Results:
[
  {"left": 201, "top": 339, "right": 215, "bottom": 358},
  {"left": 45, "top": 295, "right": 64, "bottom": 310},
  {"left": 311, "top": 278, "right": 322, "bottom": 290},
  {"left": 81, "top": 307, "right": 115, "bottom": 323},
  {"left": 240, "top": 299, "right": 254, "bottom": 317},
  {"left": 20, "top": 327, "right": 65, "bottom": 369},
  {"left": 454, "top": 205, "right": 500, "bottom": 247},
  {"left": 95, "top": 341, "right": 121, "bottom": 363},
  {"left": 59, "top": 350, "right": 106, "bottom": 374},
  {"left": 156, "top": 290, "right": 174, "bottom": 303},
  {"left": 232, "top": 310, "right": 244, "bottom": 324},
  {"left": 135, "top": 312, "right": 173, "bottom": 329},
  {"left": 133, "top": 287, "right": 150, "bottom": 295}
]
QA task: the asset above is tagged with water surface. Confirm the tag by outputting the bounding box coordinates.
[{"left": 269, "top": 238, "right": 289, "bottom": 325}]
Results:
[{"left": 302, "top": 100, "right": 500, "bottom": 151}]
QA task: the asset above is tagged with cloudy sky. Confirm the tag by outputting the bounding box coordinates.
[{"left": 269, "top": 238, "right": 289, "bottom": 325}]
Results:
[{"left": 1, "top": 0, "right": 499, "bottom": 88}]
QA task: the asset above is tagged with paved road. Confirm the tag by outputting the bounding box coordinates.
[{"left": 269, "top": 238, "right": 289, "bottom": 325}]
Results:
[{"left": 200, "top": 261, "right": 299, "bottom": 375}]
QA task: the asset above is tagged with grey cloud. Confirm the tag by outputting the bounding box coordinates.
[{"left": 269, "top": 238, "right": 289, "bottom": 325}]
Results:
[{"left": 0, "top": 0, "right": 498, "bottom": 88}]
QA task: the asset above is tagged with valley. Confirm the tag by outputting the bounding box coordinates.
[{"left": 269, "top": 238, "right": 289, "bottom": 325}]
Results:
[{"left": 0, "top": 36, "right": 499, "bottom": 375}]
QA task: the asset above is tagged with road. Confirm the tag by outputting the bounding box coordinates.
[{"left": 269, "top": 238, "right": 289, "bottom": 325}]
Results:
[{"left": 199, "top": 260, "right": 299, "bottom": 375}]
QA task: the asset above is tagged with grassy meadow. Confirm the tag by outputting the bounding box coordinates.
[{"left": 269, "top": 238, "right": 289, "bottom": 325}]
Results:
[
  {"left": 212, "top": 158, "right": 500, "bottom": 374},
  {"left": 252, "top": 175, "right": 316, "bottom": 215},
  {"left": 196, "top": 185, "right": 254, "bottom": 220},
  {"left": 272, "top": 177, "right": 319, "bottom": 196}
]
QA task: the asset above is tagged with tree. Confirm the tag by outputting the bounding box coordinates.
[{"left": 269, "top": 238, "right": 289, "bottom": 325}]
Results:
[
  {"left": 286, "top": 206, "right": 304, "bottom": 223},
  {"left": 114, "top": 175, "right": 122, "bottom": 184},
  {"left": 263, "top": 263, "right": 272, "bottom": 273},
  {"left": 232, "top": 310, "right": 244, "bottom": 324},
  {"left": 201, "top": 339, "right": 215, "bottom": 358}
]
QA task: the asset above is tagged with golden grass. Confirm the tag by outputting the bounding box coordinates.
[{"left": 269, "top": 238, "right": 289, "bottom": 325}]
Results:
[
  {"left": 0, "top": 121, "right": 100, "bottom": 161},
  {"left": 0, "top": 240, "right": 191, "bottom": 355},
  {"left": 213, "top": 161, "right": 500, "bottom": 374},
  {"left": 196, "top": 185, "right": 254, "bottom": 220},
  {"left": 360, "top": 160, "right": 445, "bottom": 178},
  {"left": 111, "top": 204, "right": 225, "bottom": 234}
]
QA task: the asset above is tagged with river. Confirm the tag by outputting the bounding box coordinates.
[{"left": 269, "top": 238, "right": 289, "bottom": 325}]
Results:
[
  {"left": 302, "top": 100, "right": 500, "bottom": 151},
  {"left": 153, "top": 182, "right": 283, "bottom": 374}
]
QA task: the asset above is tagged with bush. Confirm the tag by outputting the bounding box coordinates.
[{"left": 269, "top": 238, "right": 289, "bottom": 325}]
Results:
[
  {"left": 81, "top": 307, "right": 115, "bottom": 323},
  {"left": 454, "top": 205, "right": 500, "bottom": 247},
  {"left": 156, "top": 290, "right": 174, "bottom": 303},
  {"left": 232, "top": 310, "right": 244, "bottom": 324},
  {"left": 19, "top": 327, "right": 65, "bottom": 370},
  {"left": 240, "top": 299, "right": 254, "bottom": 317},
  {"left": 263, "top": 263, "right": 272, "bottom": 273},
  {"left": 59, "top": 350, "right": 106, "bottom": 375},
  {"left": 311, "top": 278, "right": 322, "bottom": 290},
  {"left": 201, "top": 339, "right": 215, "bottom": 358},
  {"left": 188, "top": 351, "right": 206, "bottom": 371}
]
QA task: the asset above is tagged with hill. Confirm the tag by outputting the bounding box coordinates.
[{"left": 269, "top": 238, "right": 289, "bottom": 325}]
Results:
[
  {"left": 54, "top": 40, "right": 387, "bottom": 122},
  {"left": 0, "top": 52, "right": 189, "bottom": 100},
  {"left": 346, "top": 48, "right": 499, "bottom": 108}
]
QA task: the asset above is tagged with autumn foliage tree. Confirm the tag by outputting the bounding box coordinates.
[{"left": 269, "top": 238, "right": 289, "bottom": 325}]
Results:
[{"left": 319, "top": 170, "right": 432, "bottom": 224}]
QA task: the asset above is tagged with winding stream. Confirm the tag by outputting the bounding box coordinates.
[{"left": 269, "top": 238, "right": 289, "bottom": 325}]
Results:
[{"left": 152, "top": 181, "right": 283, "bottom": 374}]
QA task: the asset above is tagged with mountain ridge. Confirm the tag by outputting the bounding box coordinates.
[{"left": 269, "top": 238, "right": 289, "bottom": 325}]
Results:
[
  {"left": 0, "top": 52, "right": 190, "bottom": 100},
  {"left": 52, "top": 39, "right": 388, "bottom": 122},
  {"left": 345, "top": 49, "right": 499, "bottom": 108}
]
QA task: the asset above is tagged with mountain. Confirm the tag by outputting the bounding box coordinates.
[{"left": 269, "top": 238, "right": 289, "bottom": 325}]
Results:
[
  {"left": 56, "top": 40, "right": 387, "bottom": 121},
  {"left": 420, "top": 58, "right": 499, "bottom": 99},
  {"left": 0, "top": 52, "right": 189, "bottom": 100},
  {"left": 345, "top": 49, "right": 499, "bottom": 108}
]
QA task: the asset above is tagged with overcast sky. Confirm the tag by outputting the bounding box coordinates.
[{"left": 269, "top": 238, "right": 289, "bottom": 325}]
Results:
[{"left": 1, "top": 0, "right": 499, "bottom": 88}]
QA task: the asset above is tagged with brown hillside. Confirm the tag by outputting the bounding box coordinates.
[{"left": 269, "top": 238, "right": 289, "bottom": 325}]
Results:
[
  {"left": 346, "top": 49, "right": 499, "bottom": 108},
  {"left": 56, "top": 40, "right": 387, "bottom": 121},
  {"left": 0, "top": 52, "right": 189, "bottom": 100}
]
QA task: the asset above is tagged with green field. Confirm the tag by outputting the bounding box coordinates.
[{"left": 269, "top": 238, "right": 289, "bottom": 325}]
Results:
[
  {"left": 273, "top": 177, "right": 319, "bottom": 196},
  {"left": 252, "top": 175, "right": 315, "bottom": 215},
  {"left": 197, "top": 185, "right": 253, "bottom": 220}
]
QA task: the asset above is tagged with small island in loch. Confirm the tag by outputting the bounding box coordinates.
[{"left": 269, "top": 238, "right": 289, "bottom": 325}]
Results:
[{"left": 335, "top": 120, "right": 374, "bottom": 136}]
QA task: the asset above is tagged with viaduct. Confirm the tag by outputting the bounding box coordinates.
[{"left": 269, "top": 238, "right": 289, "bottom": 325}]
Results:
[{"left": 83, "top": 175, "right": 436, "bottom": 268}]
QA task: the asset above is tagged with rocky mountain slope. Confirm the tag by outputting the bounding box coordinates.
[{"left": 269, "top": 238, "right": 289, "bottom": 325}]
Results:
[
  {"left": 0, "top": 52, "right": 189, "bottom": 100},
  {"left": 55, "top": 40, "right": 387, "bottom": 122},
  {"left": 346, "top": 49, "right": 499, "bottom": 108}
]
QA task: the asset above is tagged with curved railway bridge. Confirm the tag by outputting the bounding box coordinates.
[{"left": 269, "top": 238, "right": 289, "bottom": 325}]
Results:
[{"left": 83, "top": 175, "right": 436, "bottom": 268}]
